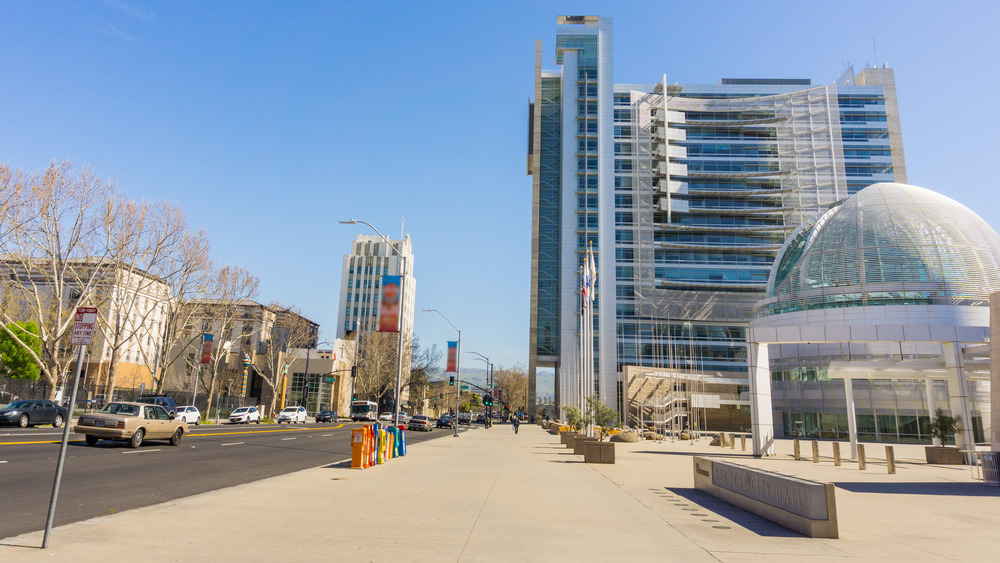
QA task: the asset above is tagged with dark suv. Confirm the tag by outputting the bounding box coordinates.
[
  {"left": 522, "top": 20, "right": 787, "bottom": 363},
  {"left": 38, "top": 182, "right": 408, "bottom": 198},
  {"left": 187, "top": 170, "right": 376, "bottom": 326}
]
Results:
[{"left": 136, "top": 396, "right": 178, "bottom": 416}]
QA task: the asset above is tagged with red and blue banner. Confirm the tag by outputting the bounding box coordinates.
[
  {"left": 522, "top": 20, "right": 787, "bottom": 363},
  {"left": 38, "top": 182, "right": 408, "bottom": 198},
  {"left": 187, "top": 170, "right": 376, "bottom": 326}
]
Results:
[
  {"left": 446, "top": 341, "right": 458, "bottom": 373},
  {"left": 200, "top": 334, "right": 213, "bottom": 364},
  {"left": 379, "top": 275, "right": 401, "bottom": 333}
]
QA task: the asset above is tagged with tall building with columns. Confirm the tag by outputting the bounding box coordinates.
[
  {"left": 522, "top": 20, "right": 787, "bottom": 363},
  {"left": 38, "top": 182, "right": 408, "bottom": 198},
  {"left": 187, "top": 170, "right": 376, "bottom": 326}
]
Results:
[
  {"left": 336, "top": 234, "right": 415, "bottom": 340},
  {"left": 527, "top": 15, "right": 907, "bottom": 420}
]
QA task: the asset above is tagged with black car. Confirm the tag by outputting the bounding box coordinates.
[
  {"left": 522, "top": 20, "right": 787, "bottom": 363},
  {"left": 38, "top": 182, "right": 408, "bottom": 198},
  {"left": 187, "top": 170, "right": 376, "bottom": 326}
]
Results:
[
  {"left": 135, "top": 396, "right": 177, "bottom": 416},
  {"left": 316, "top": 410, "right": 338, "bottom": 423},
  {"left": 0, "top": 400, "right": 69, "bottom": 428}
]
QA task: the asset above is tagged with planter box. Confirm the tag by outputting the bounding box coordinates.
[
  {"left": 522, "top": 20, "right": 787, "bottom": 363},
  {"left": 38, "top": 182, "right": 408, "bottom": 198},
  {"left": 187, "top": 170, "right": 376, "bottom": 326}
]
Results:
[
  {"left": 585, "top": 441, "right": 615, "bottom": 464},
  {"left": 574, "top": 436, "right": 597, "bottom": 455},
  {"left": 560, "top": 431, "right": 579, "bottom": 445},
  {"left": 925, "top": 446, "right": 964, "bottom": 465}
]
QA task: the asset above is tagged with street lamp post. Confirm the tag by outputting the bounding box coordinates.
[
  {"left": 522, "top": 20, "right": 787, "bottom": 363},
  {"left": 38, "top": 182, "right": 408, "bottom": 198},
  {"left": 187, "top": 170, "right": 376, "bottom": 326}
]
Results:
[
  {"left": 339, "top": 219, "right": 407, "bottom": 426},
  {"left": 467, "top": 350, "right": 491, "bottom": 429},
  {"left": 424, "top": 308, "right": 460, "bottom": 437}
]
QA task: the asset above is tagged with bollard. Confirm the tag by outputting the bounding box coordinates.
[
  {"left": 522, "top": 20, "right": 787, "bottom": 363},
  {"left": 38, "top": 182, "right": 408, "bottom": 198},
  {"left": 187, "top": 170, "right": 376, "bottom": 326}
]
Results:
[
  {"left": 793, "top": 439, "right": 801, "bottom": 460},
  {"left": 858, "top": 443, "right": 867, "bottom": 470},
  {"left": 812, "top": 440, "right": 819, "bottom": 463},
  {"left": 886, "top": 445, "right": 896, "bottom": 474},
  {"left": 730, "top": 433, "right": 736, "bottom": 450},
  {"left": 833, "top": 442, "right": 841, "bottom": 467},
  {"left": 740, "top": 434, "right": 746, "bottom": 451}
]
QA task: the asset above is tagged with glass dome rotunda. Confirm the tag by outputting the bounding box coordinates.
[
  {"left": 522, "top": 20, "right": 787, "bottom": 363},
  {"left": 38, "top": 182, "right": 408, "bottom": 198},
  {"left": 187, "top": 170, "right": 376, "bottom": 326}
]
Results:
[{"left": 760, "top": 183, "right": 1000, "bottom": 316}]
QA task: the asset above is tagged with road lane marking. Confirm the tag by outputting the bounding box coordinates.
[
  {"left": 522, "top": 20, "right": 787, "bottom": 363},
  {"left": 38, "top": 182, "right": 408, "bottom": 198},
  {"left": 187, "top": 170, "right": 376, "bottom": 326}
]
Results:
[
  {"left": 123, "top": 449, "right": 161, "bottom": 454},
  {"left": 281, "top": 437, "right": 297, "bottom": 441},
  {"left": 221, "top": 442, "right": 244, "bottom": 446},
  {"left": 0, "top": 439, "right": 84, "bottom": 445},
  {"left": 0, "top": 460, "right": 7, "bottom": 463},
  {"left": 321, "top": 434, "right": 332, "bottom": 437},
  {"left": 189, "top": 423, "right": 344, "bottom": 438},
  {"left": 2, "top": 423, "right": 349, "bottom": 445}
]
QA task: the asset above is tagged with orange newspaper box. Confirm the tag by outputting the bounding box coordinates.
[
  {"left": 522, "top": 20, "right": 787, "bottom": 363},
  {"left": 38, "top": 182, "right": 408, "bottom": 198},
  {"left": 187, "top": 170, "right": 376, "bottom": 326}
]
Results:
[{"left": 351, "top": 427, "right": 367, "bottom": 469}]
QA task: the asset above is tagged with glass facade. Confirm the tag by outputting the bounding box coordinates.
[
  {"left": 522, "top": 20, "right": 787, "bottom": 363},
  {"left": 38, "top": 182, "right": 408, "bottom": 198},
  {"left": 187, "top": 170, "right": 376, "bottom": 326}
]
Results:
[{"left": 529, "top": 16, "right": 908, "bottom": 418}]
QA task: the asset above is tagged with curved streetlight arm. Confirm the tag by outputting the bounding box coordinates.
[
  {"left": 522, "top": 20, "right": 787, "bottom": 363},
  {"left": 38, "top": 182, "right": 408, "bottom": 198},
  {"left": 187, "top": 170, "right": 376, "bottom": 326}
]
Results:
[
  {"left": 339, "top": 219, "right": 404, "bottom": 259},
  {"left": 423, "top": 308, "right": 461, "bottom": 437}
]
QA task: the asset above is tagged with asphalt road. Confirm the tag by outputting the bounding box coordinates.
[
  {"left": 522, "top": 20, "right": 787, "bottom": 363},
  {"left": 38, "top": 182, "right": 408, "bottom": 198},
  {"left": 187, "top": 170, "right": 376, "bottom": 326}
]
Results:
[{"left": 0, "top": 420, "right": 462, "bottom": 540}]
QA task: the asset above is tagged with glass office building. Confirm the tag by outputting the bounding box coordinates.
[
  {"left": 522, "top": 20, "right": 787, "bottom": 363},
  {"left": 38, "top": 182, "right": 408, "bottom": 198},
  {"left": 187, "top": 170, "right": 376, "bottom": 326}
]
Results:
[{"left": 527, "top": 16, "right": 907, "bottom": 418}]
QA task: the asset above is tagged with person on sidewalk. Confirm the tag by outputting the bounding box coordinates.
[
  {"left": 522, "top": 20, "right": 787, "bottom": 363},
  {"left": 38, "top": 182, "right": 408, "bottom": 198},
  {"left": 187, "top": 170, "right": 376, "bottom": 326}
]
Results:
[{"left": 512, "top": 415, "right": 520, "bottom": 434}]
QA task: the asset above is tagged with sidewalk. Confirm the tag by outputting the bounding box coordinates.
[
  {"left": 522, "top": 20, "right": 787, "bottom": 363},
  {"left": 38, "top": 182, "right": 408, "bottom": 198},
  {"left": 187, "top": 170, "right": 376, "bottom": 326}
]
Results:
[{"left": 3, "top": 424, "right": 999, "bottom": 561}]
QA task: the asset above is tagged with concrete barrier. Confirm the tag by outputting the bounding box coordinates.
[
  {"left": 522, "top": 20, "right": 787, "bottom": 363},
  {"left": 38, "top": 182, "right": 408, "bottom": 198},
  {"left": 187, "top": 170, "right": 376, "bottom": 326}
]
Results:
[
  {"left": 858, "top": 444, "right": 867, "bottom": 470},
  {"left": 584, "top": 441, "right": 615, "bottom": 464},
  {"left": 560, "top": 431, "right": 579, "bottom": 445},
  {"left": 574, "top": 436, "right": 597, "bottom": 455},
  {"left": 693, "top": 457, "right": 838, "bottom": 538},
  {"left": 794, "top": 439, "right": 801, "bottom": 460},
  {"left": 886, "top": 446, "right": 896, "bottom": 474},
  {"left": 812, "top": 440, "right": 819, "bottom": 463},
  {"left": 833, "top": 442, "right": 841, "bottom": 467}
]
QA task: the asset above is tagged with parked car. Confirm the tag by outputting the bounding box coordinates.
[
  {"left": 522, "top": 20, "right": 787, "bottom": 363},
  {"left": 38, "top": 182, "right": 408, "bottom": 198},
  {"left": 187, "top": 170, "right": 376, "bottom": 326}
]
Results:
[
  {"left": 394, "top": 412, "right": 408, "bottom": 425},
  {"left": 407, "top": 415, "right": 432, "bottom": 432},
  {"left": 277, "top": 406, "right": 307, "bottom": 424},
  {"left": 175, "top": 406, "right": 201, "bottom": 425},
  {"left": 316, "top": 410, "right": 338, "bottom": 423},
  {"left": 135, "top": 396, "right": 177, "bottom": 416},
  {"left": 378, "top": 412, "right": 393, "bottom": 421},
  {"left": 0, "top": 400, "right": 69, "bottom": 428},
  {"left": 229, "top": 406, "right": 261, "bottom": 424},
  {"left": 436, "top": 415, "right": 454, "bottom": 428},
  {"left": 74, "top": 402, "right": 187, "bottom": 448}
]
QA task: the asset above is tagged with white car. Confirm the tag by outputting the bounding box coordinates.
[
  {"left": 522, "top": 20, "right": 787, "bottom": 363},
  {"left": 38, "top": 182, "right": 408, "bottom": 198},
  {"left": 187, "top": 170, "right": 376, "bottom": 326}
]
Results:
[
  {"left": 277, "top": 406, "right": 307, "bottom": 424},
  {"left": 176, "top": 406, "right": 201, "bottom": 425},
  {"left": 378, "top": 412, "right": 393, "bottom": 421},
  {"left": 229, "top": 406, "right": 261, "bottom": 424}
]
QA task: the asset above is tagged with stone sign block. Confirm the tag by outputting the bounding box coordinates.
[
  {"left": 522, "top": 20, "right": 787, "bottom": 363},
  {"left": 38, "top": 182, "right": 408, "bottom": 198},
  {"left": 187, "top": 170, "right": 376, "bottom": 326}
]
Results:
[{"left": 693, "top": 457, "right": 838, "bottom": 538}]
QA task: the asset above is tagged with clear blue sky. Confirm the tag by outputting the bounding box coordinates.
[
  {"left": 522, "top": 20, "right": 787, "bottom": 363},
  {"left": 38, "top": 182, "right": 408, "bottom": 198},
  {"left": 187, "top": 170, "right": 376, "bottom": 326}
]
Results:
[{"left": 2, "top": 1, "right": 998, "bottom": 396}]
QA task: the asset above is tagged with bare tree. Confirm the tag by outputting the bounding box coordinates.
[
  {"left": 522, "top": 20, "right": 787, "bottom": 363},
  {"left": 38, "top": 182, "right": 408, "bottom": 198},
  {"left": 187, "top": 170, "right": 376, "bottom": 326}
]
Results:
[
  {"left": 0, "top": 162, "right": 119, "bottom": 399},
  {"left": 253, "top": 303, "right": 314, "bottom": 416},
  {"left": 94, "top": 198, "right": 191, "bottom": 397},
  {"left": 403, "top": 336, "right": 440, "bottom": 412},
  {"left": 493, "top": 364, "right": 529, "bottom": 411},
  {"left": 155, "top": 270, "right": 259, "bottom": 411},
  {"left": 140, "top": 227, "right": 213, "bottom": 392},
  {"left": 353, "top": 329, "right": 404, "bottom": 405}
]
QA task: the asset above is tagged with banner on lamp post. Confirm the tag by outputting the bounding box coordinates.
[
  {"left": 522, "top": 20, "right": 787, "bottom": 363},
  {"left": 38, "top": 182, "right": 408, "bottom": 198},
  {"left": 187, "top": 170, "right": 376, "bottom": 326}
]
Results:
[
  {"left": 200, "top": 334, "right": 213, "bottom": 364},
  {"left": 446, "top": 341, "right": 458, "bottom": 373},
  {"left": 378, "top": 275, "right": 401, "bottom": 333}
]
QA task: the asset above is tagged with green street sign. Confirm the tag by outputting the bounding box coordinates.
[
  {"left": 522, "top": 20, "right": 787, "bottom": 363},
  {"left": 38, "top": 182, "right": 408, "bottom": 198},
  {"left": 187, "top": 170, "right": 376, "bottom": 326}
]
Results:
[
  {"left": 324, "top": 377, "right": 335, "bottom": 383},
  {"left": 460, "top": 385, "right": 469, "bottom": 390}
]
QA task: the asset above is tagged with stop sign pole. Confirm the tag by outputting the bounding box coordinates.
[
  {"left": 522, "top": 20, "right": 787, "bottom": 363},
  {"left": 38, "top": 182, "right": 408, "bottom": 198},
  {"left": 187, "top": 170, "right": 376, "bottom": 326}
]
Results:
[{"left": 42, "top": 306, "right": 97, "bottom": 548}]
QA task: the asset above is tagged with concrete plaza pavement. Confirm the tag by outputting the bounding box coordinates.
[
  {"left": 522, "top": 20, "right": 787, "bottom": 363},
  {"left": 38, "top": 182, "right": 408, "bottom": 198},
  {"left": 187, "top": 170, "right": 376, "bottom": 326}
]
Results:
[{"left": 3, "top": 423, "right": 999, "bottom": 561}]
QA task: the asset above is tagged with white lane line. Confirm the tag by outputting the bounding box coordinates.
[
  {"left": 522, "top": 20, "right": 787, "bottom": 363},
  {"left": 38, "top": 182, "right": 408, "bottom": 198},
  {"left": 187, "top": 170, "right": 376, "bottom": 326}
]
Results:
[
  {"left": 123, "top": 449, "right": 161, "bottom": 454},
  {"left": 281, "top": 437, "right": 297, "bottom": 441},
  {"left": 0, "top": 460, "right": 8, "bottom": 464},
  {"left": 321, "top": 434, "right": 332, "bottom": 437},
  {"left": 221, "top": 442, "right": 244, "bottom": 446}
]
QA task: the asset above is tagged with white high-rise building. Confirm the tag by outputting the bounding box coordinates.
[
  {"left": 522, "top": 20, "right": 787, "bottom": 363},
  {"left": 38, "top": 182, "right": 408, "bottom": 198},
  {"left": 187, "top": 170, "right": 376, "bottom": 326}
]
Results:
[{"left": 336, "top": 234, "right": 415, "bottom": 341}]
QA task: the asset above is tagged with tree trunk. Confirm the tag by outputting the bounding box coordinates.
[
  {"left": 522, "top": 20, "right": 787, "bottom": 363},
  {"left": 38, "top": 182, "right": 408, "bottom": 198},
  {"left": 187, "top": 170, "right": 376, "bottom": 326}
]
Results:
[
  {"left": 204, "top": 367, "right": 219, "bottom": 421},
  {"left": 105, "top": 345, "right": 121, "bottom": 399}
]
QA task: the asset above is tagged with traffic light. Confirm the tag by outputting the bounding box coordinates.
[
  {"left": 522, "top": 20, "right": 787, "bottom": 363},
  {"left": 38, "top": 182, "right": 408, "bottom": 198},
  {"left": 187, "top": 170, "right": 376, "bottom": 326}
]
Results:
[{"left": 449, "top": 376, "right": 455, "bottom": 386}]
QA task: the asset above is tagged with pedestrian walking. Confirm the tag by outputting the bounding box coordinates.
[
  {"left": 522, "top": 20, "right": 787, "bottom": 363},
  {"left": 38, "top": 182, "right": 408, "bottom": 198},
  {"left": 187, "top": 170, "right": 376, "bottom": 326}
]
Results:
[{"left": 512, "top": 415, "right": 520, "bottom": 434}]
